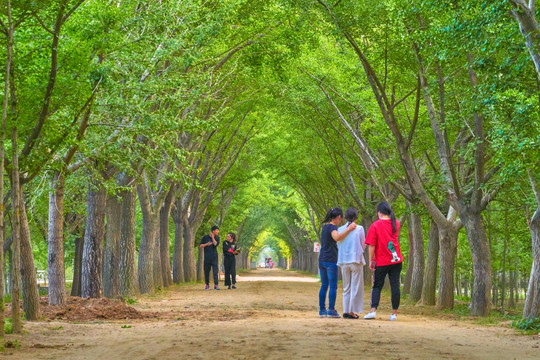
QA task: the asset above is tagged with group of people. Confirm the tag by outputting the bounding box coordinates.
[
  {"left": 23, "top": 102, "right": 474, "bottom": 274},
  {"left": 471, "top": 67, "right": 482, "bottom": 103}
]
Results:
[
  {"left": 318, "top": 202, "right": 404, "bottom": 321},
  {"left": 200, "top": 226, "right": 240, "bottom": 290}
]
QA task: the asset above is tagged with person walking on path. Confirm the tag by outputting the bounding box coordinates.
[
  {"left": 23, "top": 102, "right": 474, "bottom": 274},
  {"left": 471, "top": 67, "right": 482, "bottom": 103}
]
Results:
[
  {"left": 337, "top": 207, "right": 366, "bottom": 319},
  {"left": 223, "top": 232, "right": 240, "bottom": 289},
  {"left": 200, "top": 225, "right": 221, "bottom": 290},
  {"left": 319, "top": 207, "right": 357, "bottom": 318},
  {"left": 363, "top": 202, "right": 404, "bottom": 321}
]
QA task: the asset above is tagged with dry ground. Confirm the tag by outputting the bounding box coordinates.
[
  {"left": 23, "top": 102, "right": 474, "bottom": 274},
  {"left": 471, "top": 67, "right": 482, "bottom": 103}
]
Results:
[{"left": 2, "top": 268, "right": 539, "bottom": 359}]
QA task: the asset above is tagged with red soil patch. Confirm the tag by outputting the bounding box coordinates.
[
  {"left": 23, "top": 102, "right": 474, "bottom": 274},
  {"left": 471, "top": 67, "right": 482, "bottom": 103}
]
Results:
[{"left": 6, "top": 296, "right": 158, "bottom": 322}]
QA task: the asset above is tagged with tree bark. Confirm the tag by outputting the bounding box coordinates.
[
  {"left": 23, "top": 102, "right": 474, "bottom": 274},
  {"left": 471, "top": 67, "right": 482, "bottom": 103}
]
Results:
[
  {"left": 48, "top": 172, "right": 66, "bottom": 305},
  {"left": 71, "top": 235, "right": 84, "bottom": 297},
  {"left": 81, "top": 185, "right": 106, "bottom": 298},
  {"left": 509, "top": 270, "right": 516, "bottom": 308},
  {"left": 461, "top": 209, "right": 492, "bottom": 316},
  {"left": 173, "top": 199, "right": 184, "bottom": 283},
  {"left": 409, "top": 211, "right": 425, "bottom": 303},
  {"left": 402, "top": 221, "right": 414, "bottom": 295},
  {"left": 120, "top": 189, "right": 139, "bottom": 297},
  {"left": 524, "top": 207, "right": 540, "bottom": 318},
  {"left": 0, "top": 4, "right": 13, "bottom": 333},
  {"left": 510, "top": 1, "right": 540, "bottom": 76},
  {"left": 183, "top": 222, "right": 197, "bottom": 282},
  {"left": 197, "top": 246, "right": 204, "bottom": 282},
  {"left": 103, "top": 193, "right": 121, "bottom": 298},
  {"left": 138, "top": 206, "right": 158, "bottom": 294},
  {"left": 422, "top": 220, "right": 439, "bottom": 305},
  {"left": 153, "top": 224, "right": 163, "bottom": 288},
  {"left": 10, "top": 127, "right": 22, "bottom": 333},
  {"left": 19, "top": 196, "right": 41, "bottom": 319},
  {"left": 437, "top": 226, "right": 458, "bottom": 309},
  {"left": 159, "top": 189, "right": 174, "bottom": 287}
]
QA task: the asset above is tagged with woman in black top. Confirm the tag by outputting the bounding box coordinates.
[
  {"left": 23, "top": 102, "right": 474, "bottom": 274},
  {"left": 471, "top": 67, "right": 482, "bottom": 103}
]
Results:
[
  {"left": 223, "top": 232, "right": 239, "bottom": 289},
  {"left": 318, "top": 207, "right": 356, "bottom": 318}
]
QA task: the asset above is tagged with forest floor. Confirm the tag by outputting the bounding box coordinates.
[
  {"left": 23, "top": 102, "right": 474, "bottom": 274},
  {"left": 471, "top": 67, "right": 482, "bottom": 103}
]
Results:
[{"left": 2, "top": 268, "right": 540, "bottom": 359}]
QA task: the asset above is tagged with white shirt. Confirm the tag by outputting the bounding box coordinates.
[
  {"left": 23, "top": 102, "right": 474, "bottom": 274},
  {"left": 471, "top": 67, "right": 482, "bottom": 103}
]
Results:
[{"left": 336, "top": 223, "right": 366, "bottom": 266}]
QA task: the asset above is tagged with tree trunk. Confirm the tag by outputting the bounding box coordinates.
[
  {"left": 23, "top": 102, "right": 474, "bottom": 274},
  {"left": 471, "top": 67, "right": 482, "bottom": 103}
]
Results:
[
  {"left": 437, "top": 226, "right": 458, "bottom": 309},
  {"left": 153, "top": 224, "right": 163, "bottom": 288},
  {"left": 461, "top": 209, "right": 492, "bottom": 316},
  {"left": 48, "top": 172, "right": 66, "bottom": 305},
  {"left": 119, "top": 189, "right": 138, "bottom": 297},
  {"left": 409, "top": 211, "right": 425, "bottom": 303},
  {"left": 492, "top": 272, "right": 499, "bottom": 306},
  {"left": 138, "top": 208, "right": 158, "bottom": 294},
  {"left": 81, "top": 186, "right": 106, "bottom": 298},
  {"left": 183, "top": 222, "right": 197, "bottom": 282},
  {"left": 456, "top": 274, "right": 462, "bottom": 297},
  {"left": 523, "top": 207, "right": 540, "bottom": 318},
  {"left": 103, "top": 193, "right": 121, "bottom": 298},
  {"left": 19, "top": 196, "right": 41, "bottom": 319},
  {"left": 422, "top": 220, "right": 439, "bottom": 305},
  {"left": 197, "top": 246, "right": 204, "bottom": 282},
  {"left": 402, "top": 221, "right": 414, "bottom": 295},
  {"left": 10, "top": 127, "right": 22, "bottom": 333},
  {"left": 173, "top": 200, "right": 184, "bottom": 283},
  {"left": 71, "top": 235, "right": 84, "bottom": 297},
  {"left": 509, "top": 270, "right": 516, "bottom": 308},
  {"left": 510, "top": 1, "right": 540, "bottom": 77},
  {"left": 159, "top": 190, "right": 174, "bottom": 287}
]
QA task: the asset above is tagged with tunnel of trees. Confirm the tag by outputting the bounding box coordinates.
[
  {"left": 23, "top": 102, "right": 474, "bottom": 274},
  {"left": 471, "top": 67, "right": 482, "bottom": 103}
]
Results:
[{"left": 0, "top": 0, "right": 539, "bottom": 335}]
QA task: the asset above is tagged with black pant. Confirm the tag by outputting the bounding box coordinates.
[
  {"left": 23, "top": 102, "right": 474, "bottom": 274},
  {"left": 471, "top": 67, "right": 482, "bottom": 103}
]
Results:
[
  {"left": 370, "top": 262, "right": 402, "bottom": 310},
  {"left": 224, "top": 256, "right": 236, "bottom": 286},
  {"left": 204, "top": 257, "right": 219, "bottom": 285}
]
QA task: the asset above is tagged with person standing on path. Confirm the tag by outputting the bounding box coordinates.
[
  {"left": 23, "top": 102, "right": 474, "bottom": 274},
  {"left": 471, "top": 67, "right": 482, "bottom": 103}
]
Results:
[
  {"left": 363, "top": 202, "right": 403, "bottom": 321},
  {"left": 223, "top": 232, "right": 239, "bottom": 289},
  {"left": 200, "top": 225, "right": 221, "bottom": 290},
  {"left": 337, "top": 207, "right": 366, "bottom": 319},
  {"left": 319, "top": 207, "right": 357, "bottom": 318}
]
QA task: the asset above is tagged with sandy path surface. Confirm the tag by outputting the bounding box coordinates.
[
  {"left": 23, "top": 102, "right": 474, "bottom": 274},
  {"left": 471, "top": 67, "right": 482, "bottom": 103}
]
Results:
[{"left": 3, "top": 268, "right": 539, "bottom": 359}]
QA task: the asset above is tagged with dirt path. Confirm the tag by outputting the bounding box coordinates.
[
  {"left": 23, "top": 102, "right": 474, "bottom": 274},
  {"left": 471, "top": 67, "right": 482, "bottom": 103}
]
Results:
[{"left": 3, "top": 268, "right": 539, "bottom": 359}]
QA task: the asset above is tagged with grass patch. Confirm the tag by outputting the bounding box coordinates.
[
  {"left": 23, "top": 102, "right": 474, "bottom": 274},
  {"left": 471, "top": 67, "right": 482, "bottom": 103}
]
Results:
[
  {"left": 125, "top": 297, "right": 138, "bottom": 305},
  {"left": 512, "top": 317, "right": 540, "bottom": 335},
  {"left": 4, "top": 318, "right": 12, "bottom": 335},
  {"left": 121, "top": 325, "right": 132, "bottom": 329},
  {"left": 49, "top": 326, "right": 63, "bottom": 331}
]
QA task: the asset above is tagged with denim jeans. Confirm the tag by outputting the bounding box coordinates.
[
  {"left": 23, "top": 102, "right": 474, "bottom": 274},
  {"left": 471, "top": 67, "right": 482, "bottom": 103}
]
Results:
[{"left": 319, "top": 262, "right": 338, "bottom": 310}]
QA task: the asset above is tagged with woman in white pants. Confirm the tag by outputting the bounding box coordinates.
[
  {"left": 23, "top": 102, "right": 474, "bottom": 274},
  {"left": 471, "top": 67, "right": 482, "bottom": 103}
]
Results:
[{"left": 337, "top": 207, "right": 366, "bottom": 319}]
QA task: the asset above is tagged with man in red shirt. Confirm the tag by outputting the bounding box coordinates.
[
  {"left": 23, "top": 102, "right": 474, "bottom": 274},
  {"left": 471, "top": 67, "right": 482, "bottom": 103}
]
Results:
[{"left": 363, "top": 202, "right": 403, "bottom": 321}]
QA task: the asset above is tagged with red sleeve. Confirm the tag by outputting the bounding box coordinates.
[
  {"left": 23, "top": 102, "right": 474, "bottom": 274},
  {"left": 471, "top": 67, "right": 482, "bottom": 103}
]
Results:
[{"left": 365, "top": 222, "right": 377, "bottom": 246}]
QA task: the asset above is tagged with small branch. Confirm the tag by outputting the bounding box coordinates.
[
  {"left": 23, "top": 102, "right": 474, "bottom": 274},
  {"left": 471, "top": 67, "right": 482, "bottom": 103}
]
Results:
[
  {"left": 33, "top": 13, "right": 54, "bottom": 35},
  {"left": 61, "top": 0, "right": 86, "bottom": 24}
]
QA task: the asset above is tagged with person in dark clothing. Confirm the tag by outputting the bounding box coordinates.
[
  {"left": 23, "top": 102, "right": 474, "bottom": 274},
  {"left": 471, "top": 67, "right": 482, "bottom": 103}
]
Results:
[
  {"left": 223, "top": 232, "right": 240, "bottom": 289},
  {"left": 318, "top": 207, "right": 357, "bottom": 318},
  {"left": 200, "top": 225, "right": 220, "bottom": 290}
]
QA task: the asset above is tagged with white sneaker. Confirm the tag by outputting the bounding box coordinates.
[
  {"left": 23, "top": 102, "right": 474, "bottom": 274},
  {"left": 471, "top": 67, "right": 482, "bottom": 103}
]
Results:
[
  {"left": 363, "top": 311, "right": 376, "bottom": 320},
  {"left": 389, "top": 314, "right": 397, "bottom": 321}
]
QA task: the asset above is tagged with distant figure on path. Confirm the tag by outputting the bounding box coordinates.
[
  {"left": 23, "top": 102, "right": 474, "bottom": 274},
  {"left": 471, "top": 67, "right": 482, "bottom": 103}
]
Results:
[
  {"left": 223, "top": 232, "right": 239, "bottom": 289},
  {"left": 363, "top": 202, "right": 403, "bottom": 321},
  {"left": 200, "top": 225, "right": 221, "bottom": 290},
  {"left": 337, "top": 207, "right": 366, "bottom": 319},
  {"left": 318, "top": 207, "right": 357, "bottom": 318}
]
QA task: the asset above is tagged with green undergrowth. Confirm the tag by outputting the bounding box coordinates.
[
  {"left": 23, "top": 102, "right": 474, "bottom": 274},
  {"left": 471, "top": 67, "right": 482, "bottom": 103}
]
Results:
[
  {"left": 124, "top": 297, "right": 138, "bottom": 305},
  {"left": 511, "top": 317, "right": 540, "bottom": 335},
  {"left": 4, "top": 318, "right": 12, "bottom": 335}
]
